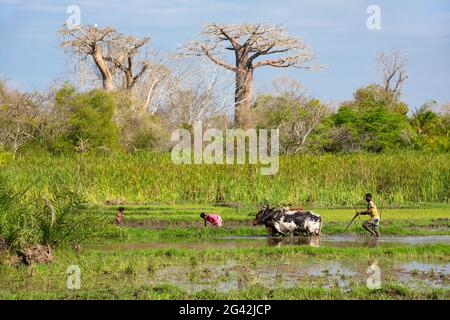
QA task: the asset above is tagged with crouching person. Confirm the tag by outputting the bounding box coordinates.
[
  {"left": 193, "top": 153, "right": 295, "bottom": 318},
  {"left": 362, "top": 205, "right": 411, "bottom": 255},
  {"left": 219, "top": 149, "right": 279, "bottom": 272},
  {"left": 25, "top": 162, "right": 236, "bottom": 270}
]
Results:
[
  {"left": 200, "top": 212, "right": 223, "bottom": 227},
  {"left": 359, "top": 193, "right": 380, "bottom": 237},
  {"left": 114, "top": 207, "right": 125, "bottom": 226}
]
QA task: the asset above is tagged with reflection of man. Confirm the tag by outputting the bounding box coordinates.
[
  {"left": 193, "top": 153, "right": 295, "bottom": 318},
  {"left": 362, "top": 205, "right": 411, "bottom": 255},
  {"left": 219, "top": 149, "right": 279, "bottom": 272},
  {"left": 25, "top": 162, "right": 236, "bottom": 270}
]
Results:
[
  {"left": 367, "top": 259, "right": 381, "bottom": 290},
  {"left": 364, "top": 237, "right": 379, "bottom": 248}
]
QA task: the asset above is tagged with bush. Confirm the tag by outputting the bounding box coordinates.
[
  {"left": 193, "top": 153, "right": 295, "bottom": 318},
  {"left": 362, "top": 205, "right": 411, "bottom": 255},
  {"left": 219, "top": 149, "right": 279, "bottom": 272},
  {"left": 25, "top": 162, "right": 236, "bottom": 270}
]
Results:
[
  {"left": 410, "top": 103, "right": 450, "bottom": 152},
  {"left": 31, "top": 188, "right": 122, "bottom": 247},
  {"left": 324, "top": 85, "right": 411, "bottom": 152},
  {"left": 0, "top": 176, "right": 30, "bottom": 251},
  {"left": 48, "top": 85, "right": 121, "bottom": 154},
  {"left": 0, "top": 174, "right": 122, "bottom": 256},
  {"left": 118, "top": 113, "right": 170, "bottom": 152}
]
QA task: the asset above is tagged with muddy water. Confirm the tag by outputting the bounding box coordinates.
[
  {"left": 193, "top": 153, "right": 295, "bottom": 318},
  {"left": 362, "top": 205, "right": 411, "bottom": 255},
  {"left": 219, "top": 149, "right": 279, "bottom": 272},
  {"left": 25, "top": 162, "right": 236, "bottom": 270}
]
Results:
[
  {"left": 83, "top": 235, "right": 450, "bottom": 294},
  {"left": 91, "top": 235, "right": 450, "bottom": 251},
  {"left": 135, "top": 258, "right": 449, "bottom": 293}
]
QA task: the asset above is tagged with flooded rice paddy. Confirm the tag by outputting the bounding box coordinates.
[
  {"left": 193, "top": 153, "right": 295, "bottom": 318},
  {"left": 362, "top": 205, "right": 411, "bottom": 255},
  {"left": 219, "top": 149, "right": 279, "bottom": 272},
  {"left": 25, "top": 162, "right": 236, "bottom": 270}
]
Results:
[
  {"left": 84, "top": 235, "right": 450, "bottom": 294},
  {"left": 134, "top": 258, "right": 449, "bottom": 293},
  {"left": 1, "top": 205, "right": 449, "bottom": 299},
  {"left": 90, "top": 234, "right": 450, "bottom": 251}
]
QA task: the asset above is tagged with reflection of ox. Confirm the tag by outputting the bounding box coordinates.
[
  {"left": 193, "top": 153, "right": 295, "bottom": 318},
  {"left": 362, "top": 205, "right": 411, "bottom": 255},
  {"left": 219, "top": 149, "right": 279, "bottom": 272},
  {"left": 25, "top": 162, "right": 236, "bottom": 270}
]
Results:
[
  {"left": 253, "top": 205, "right": 323, "bottom": 237},
  {"left": 266, "top": 236, "right": 320, "bottom": 247}
]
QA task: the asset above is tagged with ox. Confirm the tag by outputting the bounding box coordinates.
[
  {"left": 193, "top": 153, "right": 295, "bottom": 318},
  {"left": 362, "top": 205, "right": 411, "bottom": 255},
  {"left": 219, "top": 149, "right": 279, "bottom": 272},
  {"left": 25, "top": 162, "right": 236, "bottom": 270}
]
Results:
[{"left": 253, "top": 205, "right": 323, "bottom": 237}]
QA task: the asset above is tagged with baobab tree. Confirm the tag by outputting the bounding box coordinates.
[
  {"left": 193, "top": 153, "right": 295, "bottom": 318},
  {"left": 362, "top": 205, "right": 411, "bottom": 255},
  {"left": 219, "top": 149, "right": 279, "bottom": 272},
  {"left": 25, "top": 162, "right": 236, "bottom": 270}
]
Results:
[
  {"left": 377, "top": 51, "right": 408, "bottom": 100},
  {"left": 59, "top": 25, "right": 151, "bottom": 92},
  {"left": 104, "top": 35, "right": 151, "bottom": 91},
  {"left": 60, "top": 25, "right": 117, "bottom": 91},
  {"left": 183, "top": 23, "right": 319, "bottom": 128}
]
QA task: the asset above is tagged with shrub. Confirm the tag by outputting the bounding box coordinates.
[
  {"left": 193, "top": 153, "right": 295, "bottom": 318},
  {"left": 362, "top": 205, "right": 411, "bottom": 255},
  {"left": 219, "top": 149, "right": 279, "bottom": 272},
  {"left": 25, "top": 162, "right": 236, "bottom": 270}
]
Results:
[
  {"left": 48, "top": 85, "right": 121, "bottom": 154},
  {"left": 0, "top": 175, "right": 31, "bottom": 251},
  {"left": 31, "top": 188, "right": 122, "bottom": 247},
  {"left": 0, "top": 174, "right": 122, "bottom": 256},
  {"left": 325, "top": 85, "right": 411, "bottom": 152}
]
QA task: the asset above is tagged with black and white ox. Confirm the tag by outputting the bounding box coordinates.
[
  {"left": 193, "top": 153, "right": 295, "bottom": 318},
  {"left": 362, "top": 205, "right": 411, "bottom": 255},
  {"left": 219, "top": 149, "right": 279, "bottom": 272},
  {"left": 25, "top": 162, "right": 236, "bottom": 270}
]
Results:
[{"left": 253, "top": 205, "right": 323, "bottom": 237}]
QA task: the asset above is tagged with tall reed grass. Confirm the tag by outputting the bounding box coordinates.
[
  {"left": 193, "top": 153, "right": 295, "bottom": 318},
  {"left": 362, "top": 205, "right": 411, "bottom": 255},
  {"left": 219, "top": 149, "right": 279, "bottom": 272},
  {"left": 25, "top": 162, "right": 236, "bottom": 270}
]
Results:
[{"left": 1, "top": 152, "right": 448, "bottom": 206}]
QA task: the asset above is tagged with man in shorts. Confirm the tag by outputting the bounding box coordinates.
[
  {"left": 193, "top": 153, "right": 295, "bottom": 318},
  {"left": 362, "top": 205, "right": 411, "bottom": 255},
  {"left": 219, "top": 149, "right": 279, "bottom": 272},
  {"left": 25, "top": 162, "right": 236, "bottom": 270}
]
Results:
[{"left": 358, "top": 193, "right": 380, "bottom": 237}]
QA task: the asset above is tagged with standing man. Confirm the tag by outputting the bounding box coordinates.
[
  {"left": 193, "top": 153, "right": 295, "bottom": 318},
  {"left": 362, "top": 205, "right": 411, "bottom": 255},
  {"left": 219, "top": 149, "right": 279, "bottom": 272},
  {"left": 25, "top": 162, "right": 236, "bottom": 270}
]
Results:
[{"left": 358, "top": 193, "right": 380, "bottom": 237}]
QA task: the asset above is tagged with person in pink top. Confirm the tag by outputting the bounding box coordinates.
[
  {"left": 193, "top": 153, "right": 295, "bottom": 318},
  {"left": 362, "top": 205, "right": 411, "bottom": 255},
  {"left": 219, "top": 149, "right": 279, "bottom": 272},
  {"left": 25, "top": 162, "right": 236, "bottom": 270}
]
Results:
[{"left": 200, "top": 212, "right": 223, "bottom": 227}]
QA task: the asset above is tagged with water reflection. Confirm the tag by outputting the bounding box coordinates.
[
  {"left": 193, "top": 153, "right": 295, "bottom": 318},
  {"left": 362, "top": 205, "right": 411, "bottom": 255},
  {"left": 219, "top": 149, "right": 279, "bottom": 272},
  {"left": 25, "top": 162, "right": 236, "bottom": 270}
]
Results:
[
  {"left": 266, "top": 236, "right": 320, "bottom": 247},
  {"left": 363, "top": 238, "right": 379, "bottom": 248},
  {"left": 87, "top": 235, "right": 450, "bottom": 251}
]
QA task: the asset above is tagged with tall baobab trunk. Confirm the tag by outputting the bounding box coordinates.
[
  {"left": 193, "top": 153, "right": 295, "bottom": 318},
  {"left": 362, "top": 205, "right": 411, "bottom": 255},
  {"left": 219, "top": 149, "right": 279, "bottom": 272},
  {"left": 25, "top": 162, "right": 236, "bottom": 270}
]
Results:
[
  {"left": 124, "top": 57, "right": 135, "bottom": 90},
  {"left": 183, "top": 23, "right": 318, "bottom": 128},
  {"left": 234, "top": 68, "right": 253, "bottom": 129},
  {"left": 93, "top": 45, "right": 115, "bottom": 91}
]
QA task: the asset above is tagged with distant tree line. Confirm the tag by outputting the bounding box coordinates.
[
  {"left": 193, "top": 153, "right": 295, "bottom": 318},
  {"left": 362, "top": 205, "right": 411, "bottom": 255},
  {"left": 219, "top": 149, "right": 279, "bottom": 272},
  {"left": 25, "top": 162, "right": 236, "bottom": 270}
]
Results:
[{"left": 0, "top": 24, "right": 448, "bottom": 157}]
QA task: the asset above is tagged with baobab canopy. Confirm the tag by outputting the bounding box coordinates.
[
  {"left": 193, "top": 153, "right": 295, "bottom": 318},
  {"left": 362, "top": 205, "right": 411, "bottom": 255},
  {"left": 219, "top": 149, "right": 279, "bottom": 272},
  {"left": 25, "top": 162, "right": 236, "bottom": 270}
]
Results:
[
  {"left": 182, "top": 23, "right": 319, "bottom": 70},
  {"left": 181, "top": 23, "right": 321, "bottom": 128},
  {"left": 59, "top": 25, "right": 151, "bottom": 92}
]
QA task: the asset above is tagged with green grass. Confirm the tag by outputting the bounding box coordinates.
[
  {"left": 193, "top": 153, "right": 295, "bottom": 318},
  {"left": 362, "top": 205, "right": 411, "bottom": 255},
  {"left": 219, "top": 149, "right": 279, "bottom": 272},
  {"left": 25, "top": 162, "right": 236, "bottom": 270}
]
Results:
[
  {"left": 1, "top": 212, "right": 449, "bottom": 300},
  {"left": 114, "top": 223, "right": 449, "bottom": 244},
  {"left": 89, "top": 205, "right": 450, "bottom": 240},
  {"left": 1, "top": 151, "right": 449, "bottom": 300},
  {"left": 2, "top": 152, "right": 449, "bottom": 206},
  {"left": 1, "top": 284, "right": 448, "bottom": 300},
  {"left": 96, "top": 204, "right": 450, "bottom": 221},
  {"left": 1, "top": 244, "right": 449, "bottom": 300},
  {"left": 1, "top": 203, "right": 448, "bottom": 301},
  {"left": 80, "top": 244, "right": 450, "bottom": 260}
]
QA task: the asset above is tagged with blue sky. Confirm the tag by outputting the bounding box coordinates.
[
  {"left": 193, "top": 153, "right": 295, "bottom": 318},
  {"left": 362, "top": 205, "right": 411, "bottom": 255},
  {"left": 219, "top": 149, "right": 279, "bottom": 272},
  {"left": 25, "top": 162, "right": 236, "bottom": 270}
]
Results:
[{"left": 1, "top": 0, "right": 449, "bottom": 109}]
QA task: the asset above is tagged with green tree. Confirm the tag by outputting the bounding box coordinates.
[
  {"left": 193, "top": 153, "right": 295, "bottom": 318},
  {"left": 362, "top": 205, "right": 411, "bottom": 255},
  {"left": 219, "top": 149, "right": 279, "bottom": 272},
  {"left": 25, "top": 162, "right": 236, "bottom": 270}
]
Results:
[
  {"left": 324, "top": 85, "right": 411, "bottom": 152},
  {"left": 410, "top": 102, "right": 450, "bottom": 152},
  {"left": 50, "top": 84, "right": 120, "bottom": 153}
]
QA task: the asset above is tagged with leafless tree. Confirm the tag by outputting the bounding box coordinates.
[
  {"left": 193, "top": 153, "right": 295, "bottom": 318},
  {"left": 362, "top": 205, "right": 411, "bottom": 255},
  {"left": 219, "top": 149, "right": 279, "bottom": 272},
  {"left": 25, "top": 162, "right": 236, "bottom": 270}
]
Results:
[
  {"left": 441, "top": 102, "right": 450, "bottom": 115},
  {"left": 182, "top": 23, "right": 319, "bottom": 128},
  {"left": 131, "top": 60, "right": 171, "bottom": 114},
  {"left": 59, "top": 25, "right": 152, "bottom": 92},
  {"left": 272, "top": 76, "right": 308, "bottom": 100},
  {"left": 0, "top": 81, "right": 43, "bottom": 158},
  {"left": 254, "top": 80, "right": 329, "bottom": 154},
  {"left": 282, "top": 100, "right": 329, "bottom": 153},
  {"left": 60, "top": 25, "right": 118, "bottom": 91},
  {"left": 377, "top": 51, "right": 408, "bottom": 100},
  {"left": 261, "top": 98, "right": 329, "bottom": 154},
  {"left": 104, "top": 35, "right": 151, "bottom": 90},
  {"left": 160, "top": 58, "right": 234, "bottom": 126}
]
